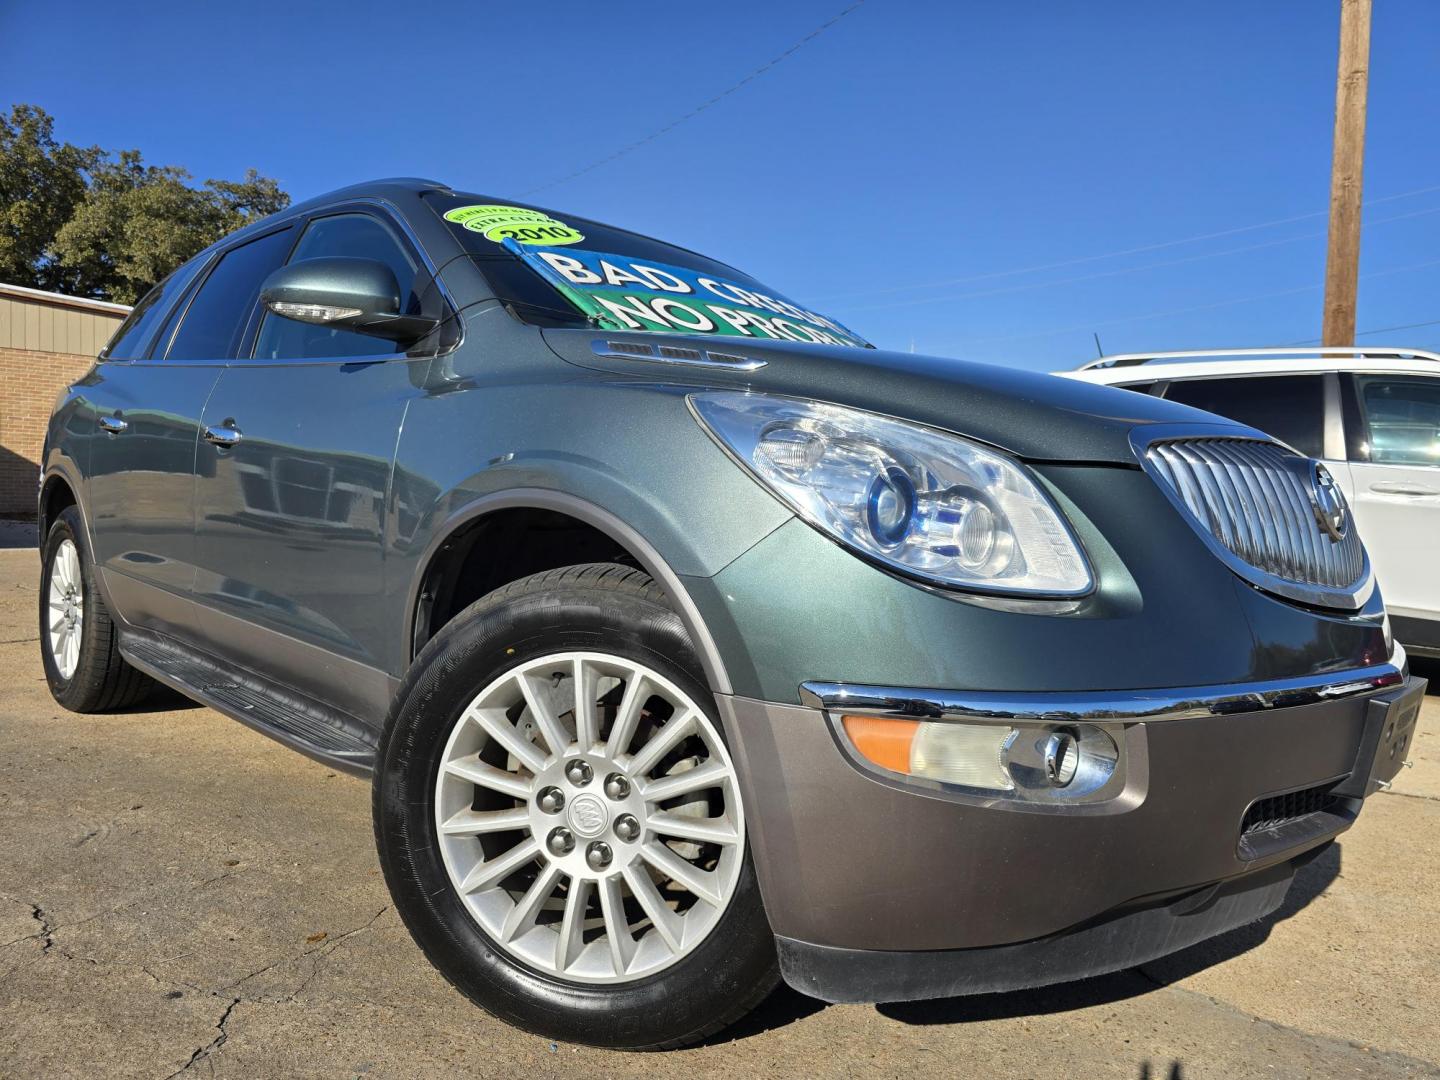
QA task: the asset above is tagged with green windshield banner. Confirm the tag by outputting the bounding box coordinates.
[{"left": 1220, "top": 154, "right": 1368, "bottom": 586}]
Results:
[{"left": 501, "top": 239, "right": 868, "bottom": 348}]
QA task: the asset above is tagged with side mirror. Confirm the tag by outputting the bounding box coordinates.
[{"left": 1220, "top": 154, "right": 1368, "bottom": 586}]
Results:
[{"left": 259, "top": 257, "right": 439, "bottom": 344}]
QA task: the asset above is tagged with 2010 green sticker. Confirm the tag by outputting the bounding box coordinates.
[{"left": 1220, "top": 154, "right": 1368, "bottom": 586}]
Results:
[{"left": 443, "top": 204, "right": 584, "bottom": 246}]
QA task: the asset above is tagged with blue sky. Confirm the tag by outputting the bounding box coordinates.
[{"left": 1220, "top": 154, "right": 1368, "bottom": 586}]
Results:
[{"left": 4, "top": 0, "right": 1440, "bottom": 370}]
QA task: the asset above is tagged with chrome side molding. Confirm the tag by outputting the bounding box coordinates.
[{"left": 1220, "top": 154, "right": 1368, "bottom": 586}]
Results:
[
  {"left": 590, "top": 338, "right": 766, "bottom": 371},
  {"left": 799, "top": 655, "right": 1407, "bottom": 724}
]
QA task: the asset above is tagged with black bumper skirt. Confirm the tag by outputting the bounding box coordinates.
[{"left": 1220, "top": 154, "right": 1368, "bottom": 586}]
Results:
[{"left": 777, "top": 854, "right": 1310, "bottom": 1004}]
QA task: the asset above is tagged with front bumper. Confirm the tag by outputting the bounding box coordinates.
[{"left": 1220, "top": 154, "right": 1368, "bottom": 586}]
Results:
[{"left": 719, "top": 666, "right": 1425, "bottom": 1003}]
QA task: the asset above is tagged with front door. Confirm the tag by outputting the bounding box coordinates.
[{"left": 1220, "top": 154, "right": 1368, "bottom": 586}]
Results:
[
  {"left": 1344, "top": 373, "right": 1440, "bottom": 639},
  {"left": 189, "top": 210, "right": 437, "bottom": 726}
]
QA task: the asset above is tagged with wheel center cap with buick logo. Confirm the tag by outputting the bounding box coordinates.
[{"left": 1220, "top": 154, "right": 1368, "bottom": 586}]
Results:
[
  {"left": 1310, "top": 462, "right": 1348, "bottom": 542},
  {"left": 567, "top": 793, "right": 609, "bottom": 838}
]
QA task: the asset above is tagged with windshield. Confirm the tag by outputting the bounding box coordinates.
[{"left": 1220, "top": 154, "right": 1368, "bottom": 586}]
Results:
[{"left": 427, "top": 193, "right": 869, "bottom": 348}]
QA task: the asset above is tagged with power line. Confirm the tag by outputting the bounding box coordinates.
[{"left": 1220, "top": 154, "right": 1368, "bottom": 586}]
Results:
[
  {"left": 1285, "top": 318, "right": 1440, "bottom": 345},
  {"left": 953, "top": 255, "right": 1440, "bottom": 349},
  {"left": 813, "top": 181, "right": 1440, "bottom": 302},
  {"left": 841, "top": 202, "right": 1440, "bottom": 314},
  {"left": 520, "top": 2, "right": 865, "bottom": 196}
]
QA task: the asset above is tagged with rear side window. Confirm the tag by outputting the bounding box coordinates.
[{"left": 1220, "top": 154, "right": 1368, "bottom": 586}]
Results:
[
  {"left": 1164, "top": 375, "right": 1326, "bottom": 458},
  {"left": 1355, "top": 376, "right": 1440, "bottom": 466},
  {"left": 165, "top": 228, "right": 295, "bottom": 361},
  {"left": 252, "top": 213, "right": 420, "bottom": 361},
  {"left": 1115, "top": 380, "right": 1164, "bottom": 396},
  {"left": 101, "top": 259, "right": 207, "bottom": 360}
]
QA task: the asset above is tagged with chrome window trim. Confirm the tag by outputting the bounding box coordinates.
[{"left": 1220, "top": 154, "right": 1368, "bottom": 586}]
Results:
[
  {"left": 799, "top": 648, "right": 1405, "bottom": 725},
  {"left": 1130, "top": 422, "right": 1374, "bottom": 611}
]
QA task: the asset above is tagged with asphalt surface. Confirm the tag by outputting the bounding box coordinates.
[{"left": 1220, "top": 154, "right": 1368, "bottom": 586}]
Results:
[{"left": 1, "top": 525, "right": 1438, "bottom": 1079}]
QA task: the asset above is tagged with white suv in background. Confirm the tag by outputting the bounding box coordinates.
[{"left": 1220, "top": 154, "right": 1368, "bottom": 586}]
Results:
[{"left": 1061, "top": 348, "right": 1440, "bottom": 659}]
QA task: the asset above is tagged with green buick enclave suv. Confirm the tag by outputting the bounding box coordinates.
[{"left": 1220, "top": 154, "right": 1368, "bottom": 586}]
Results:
[{"left": 39, "top": 178, "right": 1424, "bottom": 1049}]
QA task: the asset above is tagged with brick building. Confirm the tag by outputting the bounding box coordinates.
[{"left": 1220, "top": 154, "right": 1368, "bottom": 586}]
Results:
[{"left": 0, "top": 283, "right": 129, "bottom": 516}]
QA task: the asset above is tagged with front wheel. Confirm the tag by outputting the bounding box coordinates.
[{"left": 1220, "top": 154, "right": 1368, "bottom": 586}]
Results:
[{"left": 373, "top": 564, "right": 778, "bottom": 1049}]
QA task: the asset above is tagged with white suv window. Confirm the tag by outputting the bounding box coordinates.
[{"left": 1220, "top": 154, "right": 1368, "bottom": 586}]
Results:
[
  {"left": 1356, "top": 376, "right": 1440, "bottom": 466},
  {"left": 1162, "top": 375, "right": 1327, "bottom": 458}
]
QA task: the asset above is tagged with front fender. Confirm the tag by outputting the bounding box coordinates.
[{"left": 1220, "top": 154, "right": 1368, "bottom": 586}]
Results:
[{"left": 386, "top": 377, "right": 794, "bottom": 693}]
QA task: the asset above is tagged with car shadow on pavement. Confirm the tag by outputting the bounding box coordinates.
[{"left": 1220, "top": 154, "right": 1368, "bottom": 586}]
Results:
[
  {"left": 696, "top": 984, "right": 828, "bottom": 1044},
  {"left": 1410, "top": 656, "right": 1440, "bottom": 694},
  {"left": 118, "top": 684, "right": 204, "bottom": 713},
  {"left": 874, "top": 839, "right": 1341, "bottom": 1027}
]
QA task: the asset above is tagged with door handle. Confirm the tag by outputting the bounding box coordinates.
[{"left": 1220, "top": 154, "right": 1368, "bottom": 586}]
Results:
[
  {"left": 98, "top": 415, "right": 128, "bottom": 435},
  {"left": 203, "top": 422, "right": 243, "bottom": 448},
  {"left": 1369, "top": 481, "right": 1438, "bottom": 497}
]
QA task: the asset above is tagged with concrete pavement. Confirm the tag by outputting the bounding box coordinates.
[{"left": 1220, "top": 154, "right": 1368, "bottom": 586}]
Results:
[{"left": 1, "top": 542, "right": 1437, "bottom": 1079}]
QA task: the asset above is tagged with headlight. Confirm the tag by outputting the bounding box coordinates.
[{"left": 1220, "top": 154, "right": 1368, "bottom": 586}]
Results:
[{"left": 689, "top": 391, "right": 1093, "bottom": 596}]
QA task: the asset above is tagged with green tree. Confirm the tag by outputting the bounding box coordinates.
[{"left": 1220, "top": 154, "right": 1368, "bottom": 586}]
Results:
[
  {"left": 1, "top": 104, "right": 290, "bottom": 303},
  {"left": 0, "top": 105, "right": 98, "bottom": 291},
  {"left": 52, "top": 156, "right": 289, "bottom": 303}
]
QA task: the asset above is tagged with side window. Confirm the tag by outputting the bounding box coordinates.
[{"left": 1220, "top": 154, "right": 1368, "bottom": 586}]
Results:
[
  {"left": 1355, "top": 376, "right": 1440, "bottom": 466},
  {"left": 1115, "top": 380, "right": 1163, "bottom": 396},
  {"left": 252, "top": 213, "right": 420, "bottom": 361},
  {"left": 101, "top": 258, "right": 207, "bottom": 360},
  {"left": 1164, "top": 375, "right": 1326, "bottom": 458},
  {"left": 165, "top": 228, "right": 295, "bottom": 361}
]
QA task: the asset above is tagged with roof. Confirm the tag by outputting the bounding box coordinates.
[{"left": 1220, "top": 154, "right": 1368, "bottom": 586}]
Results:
[
  {"left": 1056, "top": 347, "right": 1440, "bottom": 385},
  {"left": 0, "top": 282, "right": 130, "bottom": 316}
]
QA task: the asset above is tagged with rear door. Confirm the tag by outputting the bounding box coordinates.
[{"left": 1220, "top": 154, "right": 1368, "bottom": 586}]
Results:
[
  {"left": 189, "top": 208, "right": 439, "bottom": 726},
  {"left": 83, "top": 252, "right": 232, "bottom": 637},
  {"left": 1343, "top": 373, "right": 1440, "bottom": 635}
]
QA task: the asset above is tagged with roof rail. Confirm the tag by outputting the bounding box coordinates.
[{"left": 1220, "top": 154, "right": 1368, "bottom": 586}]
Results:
[{"left": 1075, "top": 346, "right": 1440, "bottom": 371}]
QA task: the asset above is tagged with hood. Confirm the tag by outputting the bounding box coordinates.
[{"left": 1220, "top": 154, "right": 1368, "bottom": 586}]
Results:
[{"left": 541, "top": 330, "right": 1240, "bottom": 465}]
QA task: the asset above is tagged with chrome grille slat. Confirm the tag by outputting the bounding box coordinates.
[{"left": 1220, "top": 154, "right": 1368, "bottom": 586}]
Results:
[
  {"left": 1236, "top": 441, "right": 1307, "bottom": 579},
  {"left": 1219, "top": 443, "right": 1279, "bottom": 572},
  {"left": 1141, "top": 436, "right": 1369, "bottom": 610}
]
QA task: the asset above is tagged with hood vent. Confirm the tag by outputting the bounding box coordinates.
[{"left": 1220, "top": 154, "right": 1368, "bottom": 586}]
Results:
[{"left": 592, "top": 339, "right": 766, "bottom": 371}]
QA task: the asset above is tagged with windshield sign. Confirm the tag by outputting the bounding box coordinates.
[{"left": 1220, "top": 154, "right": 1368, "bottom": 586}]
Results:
[
  {"left": 508, "top": 242, "right": 868, "bottom": 348},
  {"left": 441, "top": 202, "right": 867, "bottom": 348}
]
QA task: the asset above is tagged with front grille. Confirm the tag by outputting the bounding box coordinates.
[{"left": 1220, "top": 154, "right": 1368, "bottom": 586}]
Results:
[
  {"left": 1143, "top": 437, "right": 1367, "bottom": 609},
  {"left": 1241, "top": 782, "right": 1339, "bottom": 834}
]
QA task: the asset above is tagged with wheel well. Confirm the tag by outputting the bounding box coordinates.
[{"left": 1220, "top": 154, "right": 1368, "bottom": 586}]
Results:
[
  {"left": 39, "top": 476, "right": 77, "bottom": 540},
  {"left": 413, "top": 507, "right": 640, "bottom": 658}
]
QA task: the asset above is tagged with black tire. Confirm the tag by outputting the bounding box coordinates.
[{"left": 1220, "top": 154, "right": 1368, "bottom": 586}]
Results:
[
  {"left": 373, "top": 563, "right": 779, "bottom": 1049},
  {"left": 39, "top": 506, "right": 155, "bottom": 712}
]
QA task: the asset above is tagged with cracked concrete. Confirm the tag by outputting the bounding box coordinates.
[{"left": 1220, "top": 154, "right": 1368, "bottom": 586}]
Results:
[
  {"left": 1, "top": 545, "right": 1438, "bottom": 1078},
  {"left": 163, "top": 996, "right": 240, "bottom": 1080}
]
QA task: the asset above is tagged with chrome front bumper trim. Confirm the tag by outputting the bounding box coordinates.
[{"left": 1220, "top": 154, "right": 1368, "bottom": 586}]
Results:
[{"left": 800, "top": 648, "right": 1406, "bottom": 724}]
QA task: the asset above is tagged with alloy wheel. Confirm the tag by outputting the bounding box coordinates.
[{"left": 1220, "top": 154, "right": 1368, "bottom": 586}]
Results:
[
  {"left": 434, "top": 651, "right": 744, "bottom": 984},
  {"left": 47, "top": 539, "right": 83, "bottom": 680}
]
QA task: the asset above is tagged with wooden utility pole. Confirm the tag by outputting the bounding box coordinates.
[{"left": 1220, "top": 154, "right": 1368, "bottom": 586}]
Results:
[{"left": 1322, "top": 0, "right": 1372, "bottom": 346}]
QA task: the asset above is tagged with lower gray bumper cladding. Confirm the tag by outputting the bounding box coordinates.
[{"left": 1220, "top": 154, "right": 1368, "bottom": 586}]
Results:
[{"left": 776, "top": 855, "right": 1305, "bottom": 1004}]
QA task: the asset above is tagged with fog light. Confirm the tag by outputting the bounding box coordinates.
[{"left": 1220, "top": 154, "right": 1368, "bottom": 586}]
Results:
[
  {"left": 842, "top": 716, "right": 1014, "bottom": 791},
  {"left": 1043, "top": 729, "right": 1078, "bottom": 787},
  {"left": 840, "top": 714, "right": 1123, "bottom": 802}
]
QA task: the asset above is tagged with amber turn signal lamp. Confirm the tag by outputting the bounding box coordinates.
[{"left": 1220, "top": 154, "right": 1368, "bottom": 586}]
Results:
[{"left": 841, "top": 715, "right": 919, "bottom": 774}]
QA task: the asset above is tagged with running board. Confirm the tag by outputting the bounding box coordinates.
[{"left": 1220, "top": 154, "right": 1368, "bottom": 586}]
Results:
[{"left": 119, "top": 630, "right": 378, "bottom": 777}]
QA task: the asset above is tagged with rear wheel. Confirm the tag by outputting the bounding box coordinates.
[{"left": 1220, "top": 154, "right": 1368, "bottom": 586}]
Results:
[
  {"left": 374, "top": 563, "right": 778, "bottom": 1049},
  {"left": 39, "top": 506, "right": 155, "bottom": 712}
]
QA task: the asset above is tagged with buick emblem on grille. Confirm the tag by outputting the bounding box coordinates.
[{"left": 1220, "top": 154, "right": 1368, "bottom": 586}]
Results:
[{"left": 1310, "top": 462, "right": 1348, "bottom": 542}]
